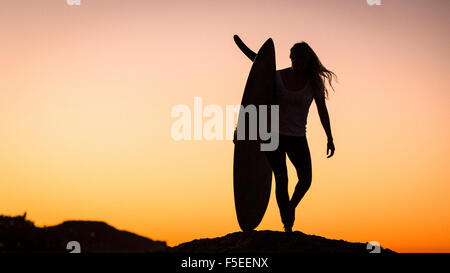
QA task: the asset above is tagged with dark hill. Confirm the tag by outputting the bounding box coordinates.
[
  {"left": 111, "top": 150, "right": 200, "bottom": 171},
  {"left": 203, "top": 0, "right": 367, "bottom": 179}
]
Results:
[
  {"left": 169, "top": 230, "right": 396, "bottom": 254},
  {"left": 0, "top": 213, "right": 166, "bottom": 253},
  {"left": 1, "top": 214, "right": 395, "bottom": 253}
]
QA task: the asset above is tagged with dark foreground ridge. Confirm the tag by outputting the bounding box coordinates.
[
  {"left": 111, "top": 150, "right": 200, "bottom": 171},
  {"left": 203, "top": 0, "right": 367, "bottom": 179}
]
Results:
[
  {"left": 0, "top": 213, "right": 166, "bottom": 253},
  {"left": 169, "top": 230, "right": 396, "bottom": 254},
  {"left": 1, "top": 214, "right": 395, "bottom": 253}
]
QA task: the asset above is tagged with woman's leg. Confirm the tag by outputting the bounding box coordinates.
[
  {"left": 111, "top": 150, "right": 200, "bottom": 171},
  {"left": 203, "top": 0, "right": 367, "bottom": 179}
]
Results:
[
  {"left": 264, "top": 148, "right": 291, "bottom": 228},
  {"left": 286, "top": 136, "right": 312, "bottom": 210}
]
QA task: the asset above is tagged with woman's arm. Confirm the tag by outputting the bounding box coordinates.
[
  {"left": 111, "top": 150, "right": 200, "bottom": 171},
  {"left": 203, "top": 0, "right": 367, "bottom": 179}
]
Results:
[
  {"left": 233, "top": 35, "right": 256, "bottom": 62},
  {"left": 314, "top": 95, "right": 335, "bottom": 158}
]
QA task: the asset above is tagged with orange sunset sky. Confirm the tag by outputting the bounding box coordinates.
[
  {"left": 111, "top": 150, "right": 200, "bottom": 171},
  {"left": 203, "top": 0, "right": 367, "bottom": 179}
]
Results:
[{"left": 1, "top": 0, "right": 449, "bottom": 253}]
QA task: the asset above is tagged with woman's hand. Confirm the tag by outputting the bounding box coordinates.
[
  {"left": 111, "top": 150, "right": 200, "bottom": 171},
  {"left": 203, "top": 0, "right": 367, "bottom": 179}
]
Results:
[{"left": 327, "top": 140, "right": 335, "bottom": 158}]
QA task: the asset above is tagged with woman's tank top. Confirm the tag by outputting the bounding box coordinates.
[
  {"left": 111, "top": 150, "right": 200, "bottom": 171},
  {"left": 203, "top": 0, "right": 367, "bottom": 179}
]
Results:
[{"left": 274, "top": 70, "right": 314, "bottom": 136}]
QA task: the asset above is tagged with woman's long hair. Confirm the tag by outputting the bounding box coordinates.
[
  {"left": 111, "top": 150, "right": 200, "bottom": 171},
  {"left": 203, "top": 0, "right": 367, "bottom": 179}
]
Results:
[{"left": 290, "top": 42, "right": 337, "bottom": 99}]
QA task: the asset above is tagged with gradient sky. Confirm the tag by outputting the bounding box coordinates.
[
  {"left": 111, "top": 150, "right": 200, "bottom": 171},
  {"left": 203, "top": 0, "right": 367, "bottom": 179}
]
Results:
[{"left": 1, "top": 0, "right": 449, "bottom": 252}]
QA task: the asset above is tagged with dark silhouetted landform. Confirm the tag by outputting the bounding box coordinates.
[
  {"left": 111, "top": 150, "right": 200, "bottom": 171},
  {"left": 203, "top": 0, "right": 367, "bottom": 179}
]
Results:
[
  {"left": 1, "top": 214, "right": 395, "bottom": 253},
  {"left": 170, "top": 230, "right": 395, "bottom": 254},
  {"left": 0, "top": 213, "right": 166, "bottom": 253}
]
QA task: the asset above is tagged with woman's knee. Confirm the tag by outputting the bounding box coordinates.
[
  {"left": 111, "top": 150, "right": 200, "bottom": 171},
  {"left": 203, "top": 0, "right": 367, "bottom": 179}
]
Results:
[
  {"left": 274, "top": 173, "right": 288, "bottom": 187},
  {"left": 295, "top": 165, "right": 311, "bottom": 184},
  {"left": 296, "top": 174, "right": 312, "bottom": 190}
]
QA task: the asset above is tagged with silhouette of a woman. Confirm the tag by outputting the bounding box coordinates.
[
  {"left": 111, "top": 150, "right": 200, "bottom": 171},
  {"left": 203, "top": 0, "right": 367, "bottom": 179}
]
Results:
[{"left": 234, "top": 35, "right": 336, "bottom": 232}]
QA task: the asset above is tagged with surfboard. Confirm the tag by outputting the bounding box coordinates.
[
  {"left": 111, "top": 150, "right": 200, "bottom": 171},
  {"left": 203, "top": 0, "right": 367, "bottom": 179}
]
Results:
[{"left": 233, "top": 38, "right": 275, "bottom": 231}]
